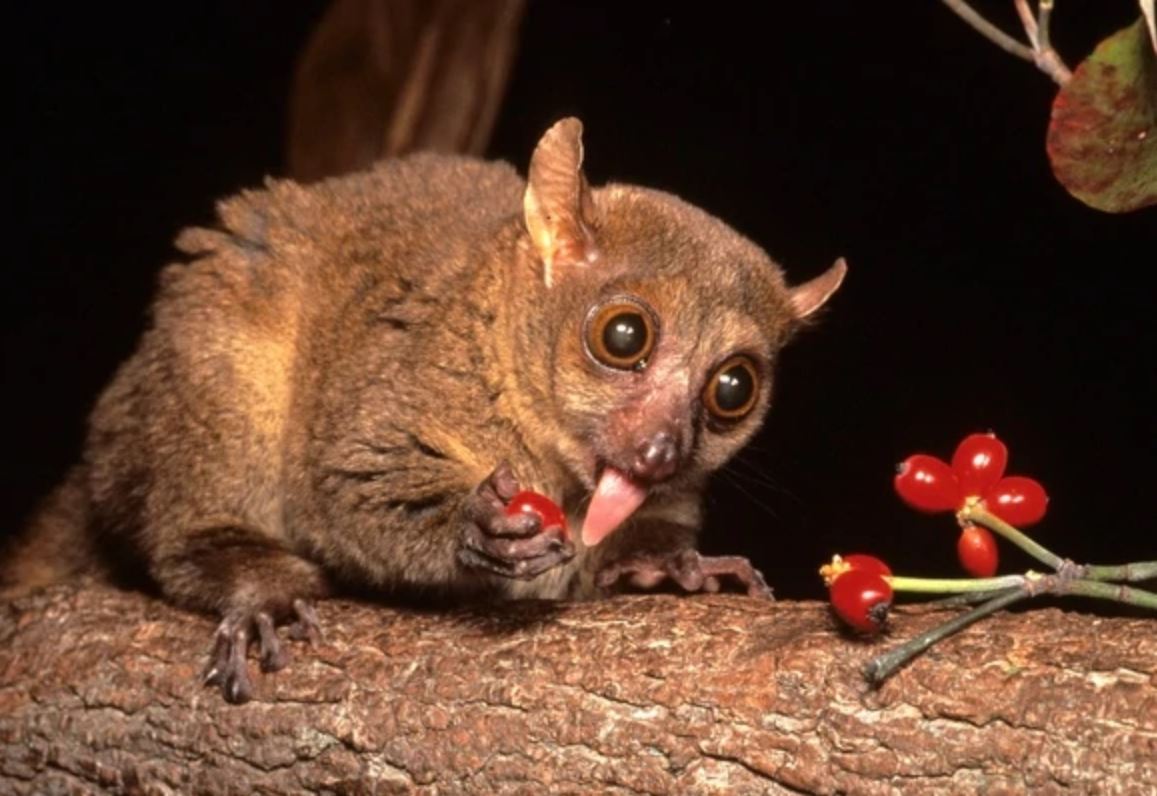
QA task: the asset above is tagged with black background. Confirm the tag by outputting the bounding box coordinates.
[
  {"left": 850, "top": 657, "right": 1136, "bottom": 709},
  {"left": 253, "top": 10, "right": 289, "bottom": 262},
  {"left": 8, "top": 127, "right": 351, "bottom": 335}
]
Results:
[{"left": 6, "top": 2, "right": 1154, "bottom": 598}]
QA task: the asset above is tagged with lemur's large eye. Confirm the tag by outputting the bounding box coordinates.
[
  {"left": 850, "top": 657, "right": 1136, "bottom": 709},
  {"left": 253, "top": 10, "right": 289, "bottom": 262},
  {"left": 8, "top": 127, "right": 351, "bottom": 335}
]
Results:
[
  {"left": 704, "top": 356, "right": 759, "bottom": 421},
  {"left": 584, "top": 299, "right": 656, "bottom": 370}
]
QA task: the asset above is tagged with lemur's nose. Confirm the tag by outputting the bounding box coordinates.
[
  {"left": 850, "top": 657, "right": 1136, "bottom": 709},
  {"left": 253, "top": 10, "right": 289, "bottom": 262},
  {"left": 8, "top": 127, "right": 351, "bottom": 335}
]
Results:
[{"left": 632, "top": 430, "right": 680, "bottom": 483}]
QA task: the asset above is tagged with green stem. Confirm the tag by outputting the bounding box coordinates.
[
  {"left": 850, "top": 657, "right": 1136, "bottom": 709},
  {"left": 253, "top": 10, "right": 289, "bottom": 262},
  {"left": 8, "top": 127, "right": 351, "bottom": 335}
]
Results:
[
  {"left": 888, "top": 574, "right": 1025, "bottom": 593},
  {"left": 865, "top": 587, "right": 1029, "bottom": 684},
  {"left": 1064, "top": 579, "right": 1157, "bottom": 611},
  {"left": 962, "top": 506, "right": 1065, "bottom": 571},
  {"left": 922, "top": 588, "right": 1016, "bottom": 608},
  {"left": 1083, "top": 561, "right": 1157, "bottom": 583}
]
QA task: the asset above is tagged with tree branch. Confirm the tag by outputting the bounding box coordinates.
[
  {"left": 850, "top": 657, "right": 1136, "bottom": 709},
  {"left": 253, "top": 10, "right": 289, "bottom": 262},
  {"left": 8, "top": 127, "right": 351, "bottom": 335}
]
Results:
[{"left": 2, "top": 582, "right": 1156, "bottom": 793}]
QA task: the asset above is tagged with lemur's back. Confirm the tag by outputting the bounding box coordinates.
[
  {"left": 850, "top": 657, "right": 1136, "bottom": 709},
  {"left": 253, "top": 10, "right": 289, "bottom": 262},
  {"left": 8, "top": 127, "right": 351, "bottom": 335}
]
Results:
[{"left": 3, "top": 154, "right": 525, "bottom": 596}]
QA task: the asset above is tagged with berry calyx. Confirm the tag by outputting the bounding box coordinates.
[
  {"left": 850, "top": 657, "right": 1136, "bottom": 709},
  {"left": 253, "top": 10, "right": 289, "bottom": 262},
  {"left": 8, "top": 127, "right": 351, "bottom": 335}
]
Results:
[
  {"left": 505, "top": 490, "right": 568, "bottom": 538},
  {"left": 819, "top": 553, "right": 892, "bottom": 586},
  {"left": 951, "top": 432, "right": 1008, "bottom": 499},
  {"left": 982, "top": 476, "right": 1049, "bottom": 527},
  {"left": 956, "top": 525, "right": 999, "bottom": 577},
  {"left": 894, "top": 454, "right": 961, "bottom": 513},
  {"left": 829, "top": 569, "right": 894, "bottom": 634}
]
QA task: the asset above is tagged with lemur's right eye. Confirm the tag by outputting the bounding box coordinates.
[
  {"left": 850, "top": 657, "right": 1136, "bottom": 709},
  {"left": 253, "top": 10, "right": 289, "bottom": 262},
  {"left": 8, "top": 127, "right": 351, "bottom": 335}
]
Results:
[{"left": 584, "top": 299, "right": 656, "bottom": 371}]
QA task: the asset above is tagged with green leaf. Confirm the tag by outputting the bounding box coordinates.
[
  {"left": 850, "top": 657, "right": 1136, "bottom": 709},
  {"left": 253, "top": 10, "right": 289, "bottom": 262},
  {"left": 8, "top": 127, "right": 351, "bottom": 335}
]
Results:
[{"left": 1047, "top": 18, "right": 1157, "bottom": 213}]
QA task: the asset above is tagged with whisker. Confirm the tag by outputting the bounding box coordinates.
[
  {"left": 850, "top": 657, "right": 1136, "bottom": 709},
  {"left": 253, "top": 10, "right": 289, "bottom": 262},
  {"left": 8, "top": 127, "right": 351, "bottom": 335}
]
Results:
[
  {"left": 724, "top": 465, "right": 783, "bottom": 493},
  {"left": 725, "top": 456, "right": 793, "bottom": 495},
  {"left": 715, "top": 469, "right": 783, "bottom": 522}
]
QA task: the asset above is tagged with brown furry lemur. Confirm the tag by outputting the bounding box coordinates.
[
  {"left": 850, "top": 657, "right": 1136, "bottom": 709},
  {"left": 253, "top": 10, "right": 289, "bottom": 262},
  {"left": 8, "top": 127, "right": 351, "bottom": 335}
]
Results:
[{"left": 2, "top": 118, "right": 845, "bottom": 702}]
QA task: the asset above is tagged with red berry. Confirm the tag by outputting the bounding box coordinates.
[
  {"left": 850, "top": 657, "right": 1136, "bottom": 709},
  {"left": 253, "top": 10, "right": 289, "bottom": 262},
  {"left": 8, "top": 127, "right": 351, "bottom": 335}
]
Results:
[
  {"left": 983, "top": 476, "right": 1048, "bottom": 527},
  {"left": 818, "top": 553, "right": 892, "bottom": 587},
  {"left": 956, "top": 525, "right": 999, "bottom": 578},
  {"left": 505, "top": 490, "right": 568, "bottom": 537},
  {"left": 894, "top": 454, "right": 961, "bottom": 513},
  {"left": 829, "top": 569, "right": 893, "bottom": 634},
  {"left": 951, "top": 432, "right": 1008, "bottom": 498},
  {"left": 842, "top": 554, "right": 893, "bottom": 578}
]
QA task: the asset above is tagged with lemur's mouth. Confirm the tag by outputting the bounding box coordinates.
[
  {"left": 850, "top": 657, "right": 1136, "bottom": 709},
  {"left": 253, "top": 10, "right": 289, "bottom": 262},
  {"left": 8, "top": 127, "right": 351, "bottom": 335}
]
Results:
[{"left": 580, "top": 465, "right": 648, "bottom": 547}]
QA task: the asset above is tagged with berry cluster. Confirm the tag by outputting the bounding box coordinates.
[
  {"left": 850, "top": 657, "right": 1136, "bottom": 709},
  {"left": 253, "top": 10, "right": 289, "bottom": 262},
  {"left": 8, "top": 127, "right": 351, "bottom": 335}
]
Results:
[
  {"left": 819, "top": 430, "right": 1156, "bottom": 684},
  {"left": 894, "top": 432, "right": 1048, "bottom": 577},
  {"left": 821, "top": 431, "right": 1050, "bottom": 632}
]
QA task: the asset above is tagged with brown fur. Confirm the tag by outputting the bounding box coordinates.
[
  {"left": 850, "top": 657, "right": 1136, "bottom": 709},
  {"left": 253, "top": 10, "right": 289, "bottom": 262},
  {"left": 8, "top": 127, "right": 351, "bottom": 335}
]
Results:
[{"left": 2, "top": 118, "right": 843, "bottom": 674}]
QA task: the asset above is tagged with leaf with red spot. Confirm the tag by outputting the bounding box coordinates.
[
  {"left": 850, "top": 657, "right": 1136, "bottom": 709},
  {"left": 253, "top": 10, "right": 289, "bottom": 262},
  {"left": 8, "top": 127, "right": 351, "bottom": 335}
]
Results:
[{"left": 1047, "top": 18, "right": 1157, "bottom": 212}]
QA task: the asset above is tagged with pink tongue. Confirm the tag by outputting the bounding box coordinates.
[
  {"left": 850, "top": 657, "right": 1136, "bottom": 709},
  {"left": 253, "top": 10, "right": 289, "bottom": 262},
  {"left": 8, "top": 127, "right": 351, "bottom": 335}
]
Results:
[{"left": 581, "top": 467, "right": 648, "bottom": 546}]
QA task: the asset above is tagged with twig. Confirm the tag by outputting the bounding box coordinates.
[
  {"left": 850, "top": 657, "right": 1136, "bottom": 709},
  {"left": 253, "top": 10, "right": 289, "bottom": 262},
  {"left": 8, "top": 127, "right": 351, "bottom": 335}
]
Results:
[
  {"left": 865, "top": 586, "right": 1029, "bottom": 684},
  {"left": 1014, "top": 0, "right": 1040, "bottom": 48},
  {"left": 940, "top": 0, "right": 1036, "bottom": 62},
  {"left": 1036, "top": 0, "right": 1055, "bottom": 52},
  {"left": 1063, "top": 578, "right": 1157, "bottom": 610},
  {"left": 865, "top": 566, "right": 1156, "bottom": 685},
  {"left": 1084, "top": 560, "right": 1157, "bottom": 583},
  {"left": 889, "top": 570, "right": 1157, "bottom": 610},
  {"left": 1023, "top": 0, "right": 1072, "bottom": 84},
  {"left": 921, "top": 587, "right": 1017, "bottom": 608},
  {"left": 944, "top": 0, "right": 1072, "bottom": 85}
]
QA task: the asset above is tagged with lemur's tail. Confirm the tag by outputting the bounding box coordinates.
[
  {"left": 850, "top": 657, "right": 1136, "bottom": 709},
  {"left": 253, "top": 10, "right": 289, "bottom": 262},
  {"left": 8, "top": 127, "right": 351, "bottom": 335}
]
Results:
[{"left": 1, "top": 465, "right": 97, "bottom": 598}]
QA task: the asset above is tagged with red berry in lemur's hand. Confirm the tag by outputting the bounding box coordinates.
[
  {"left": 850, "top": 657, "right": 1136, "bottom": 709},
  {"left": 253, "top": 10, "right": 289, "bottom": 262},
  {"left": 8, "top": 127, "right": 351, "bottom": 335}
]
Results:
[
  {"left": 983, "top": 476, "right": 1048, "bottom": 527},
  {"left": 951, "top": 432, "right": 1008, "bottom": 498},
  {"left": 505, "top": 491, "right": 568, "bottom": 538},
  {"left": 956, "top": 525, "right": 999, "bottom": 577},
  {"left": 829, "top": 569, "right": 894, "bottom": 634},
  {"left": 894, "top": 454, "right": 961, "bottom": 513}
]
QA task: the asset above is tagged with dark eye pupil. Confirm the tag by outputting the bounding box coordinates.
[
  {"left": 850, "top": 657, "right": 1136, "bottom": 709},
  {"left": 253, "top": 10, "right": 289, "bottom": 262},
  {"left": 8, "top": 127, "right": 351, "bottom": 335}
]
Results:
[
  {"left": 602, "top": 313, "right": 647, "bottom": 359},
  {"left": 715, "top": 365, "right": 754, "bottom": 412}
]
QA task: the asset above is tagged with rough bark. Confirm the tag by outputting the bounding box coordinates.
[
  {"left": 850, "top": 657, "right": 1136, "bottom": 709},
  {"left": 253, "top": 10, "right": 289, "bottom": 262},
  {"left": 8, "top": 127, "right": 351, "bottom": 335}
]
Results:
[{"left": 1, "top": 582, "right": 1154, "bottom": 795}]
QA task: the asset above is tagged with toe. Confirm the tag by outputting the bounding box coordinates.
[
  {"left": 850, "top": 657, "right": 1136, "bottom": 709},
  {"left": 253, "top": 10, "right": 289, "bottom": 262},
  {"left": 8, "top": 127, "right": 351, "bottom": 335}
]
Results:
[
  {"left": 255, "top": 612, "right": 289, "bottom": 672},
  {"left": 224, "top": 667, "right": 253, "bottom": 704},
  {"left": 289, "top": 598, "right": 323, "bottom": 645}
]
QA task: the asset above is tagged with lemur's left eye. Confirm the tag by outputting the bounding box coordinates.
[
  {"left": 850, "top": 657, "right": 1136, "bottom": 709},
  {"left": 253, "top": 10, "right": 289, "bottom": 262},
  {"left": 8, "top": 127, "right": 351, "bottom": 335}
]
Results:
[
  {"left": 584, "top": 299, "right": 657, "bottom": 370},
  {"left": 704, "top": 356, "right": 759, "bottom": 421}
]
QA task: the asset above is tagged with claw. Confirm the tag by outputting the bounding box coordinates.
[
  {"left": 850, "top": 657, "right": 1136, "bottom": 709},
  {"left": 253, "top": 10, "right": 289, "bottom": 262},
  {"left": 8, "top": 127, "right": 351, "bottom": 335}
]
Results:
[
  {"left": 698, "top": 555, "right": 773, "bottom": 599},
  {"left": 288, "top": 598, "right": 323, "bottom": 645},
  {"left": 489, "top": 460, "right": 520, "bottom": 502},
  {"left": 457, "top": 537, "right": 574, "bottom": 580},
  {"left": 220, "top": 622, "right": 254, "bottom": 704},
  {"left": 255, "top": 612, "right": 288, "bottom": 672},
  {"left": 201, "top": 599, "right": 324, "bottom": 703}
]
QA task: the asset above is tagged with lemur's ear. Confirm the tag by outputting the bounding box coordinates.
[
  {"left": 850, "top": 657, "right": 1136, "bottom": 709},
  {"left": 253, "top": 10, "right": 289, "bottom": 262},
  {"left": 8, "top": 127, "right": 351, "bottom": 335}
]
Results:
[
  {"left": 524, "top": 117, "right": 599, "bottom": 286},
  {"left": 789, "top": 257, "right": 848, "bottom": 319}
]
